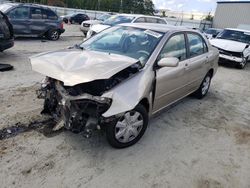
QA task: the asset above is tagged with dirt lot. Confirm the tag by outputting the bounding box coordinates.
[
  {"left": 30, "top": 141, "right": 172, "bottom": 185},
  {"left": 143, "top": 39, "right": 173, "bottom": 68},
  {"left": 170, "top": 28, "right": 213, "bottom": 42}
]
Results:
[{"left": 0, "top": 25, "right": 250, "bottom": 188}]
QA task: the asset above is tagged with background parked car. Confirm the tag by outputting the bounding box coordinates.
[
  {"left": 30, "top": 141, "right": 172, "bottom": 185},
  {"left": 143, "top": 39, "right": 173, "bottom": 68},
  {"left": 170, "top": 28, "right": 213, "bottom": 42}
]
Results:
[
  {"left": 0, "top": 3, "right": 65, "bottom": 41},
  {"left": 80, "top": 13, "right": 113, "bottom": 35},
  {"left": 61, "top": 13, "right": 89, "bottom": 24},
  {"left": 204, "top": 28, "right": 222, "bottom": 39},
  {"left": 210, "top": 28, "right": 250, "bottom": 69},
  {"left": 87, "top": 14, "right": 167, "bottom": 38},
  {"left": 0, "top": 11, "right": 14, "bottom": 52}
]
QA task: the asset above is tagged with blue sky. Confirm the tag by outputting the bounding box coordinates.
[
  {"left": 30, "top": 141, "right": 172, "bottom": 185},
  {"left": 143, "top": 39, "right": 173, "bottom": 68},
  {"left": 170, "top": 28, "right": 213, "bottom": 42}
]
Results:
[{"left": 152, "top": 0, "right": 249, "bottom": 13}]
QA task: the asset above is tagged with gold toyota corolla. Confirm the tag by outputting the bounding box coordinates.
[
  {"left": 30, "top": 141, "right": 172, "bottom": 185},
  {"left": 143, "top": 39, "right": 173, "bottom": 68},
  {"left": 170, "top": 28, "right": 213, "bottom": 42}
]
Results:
[{"left": 30, "top": 23, "right": 219, "bottom": 148}]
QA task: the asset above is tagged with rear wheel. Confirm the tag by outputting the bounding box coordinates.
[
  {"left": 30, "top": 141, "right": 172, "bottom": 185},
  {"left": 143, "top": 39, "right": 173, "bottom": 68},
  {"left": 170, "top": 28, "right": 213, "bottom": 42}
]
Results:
[
  {"left": 194, "top": 72, "right": 212, "bottom": 99},
  {"left": 47, "top": 30, "right": 60, "bottom": 41},
  {"left": 106, "top": 104, "right": 148, "bottom": 148}
]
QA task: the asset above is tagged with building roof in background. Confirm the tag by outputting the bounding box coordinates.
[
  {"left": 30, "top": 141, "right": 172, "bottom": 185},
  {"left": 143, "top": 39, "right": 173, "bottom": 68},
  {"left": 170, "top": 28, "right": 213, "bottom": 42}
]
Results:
[{"left": 217, "top": 1, "right": 250, "bottom": 4}]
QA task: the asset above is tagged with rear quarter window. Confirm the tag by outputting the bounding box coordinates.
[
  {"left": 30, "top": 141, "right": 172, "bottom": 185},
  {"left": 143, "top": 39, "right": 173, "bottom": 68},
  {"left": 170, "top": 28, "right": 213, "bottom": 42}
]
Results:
[{"left": 44, "top": 9, "right": 58, "bottom": 20}]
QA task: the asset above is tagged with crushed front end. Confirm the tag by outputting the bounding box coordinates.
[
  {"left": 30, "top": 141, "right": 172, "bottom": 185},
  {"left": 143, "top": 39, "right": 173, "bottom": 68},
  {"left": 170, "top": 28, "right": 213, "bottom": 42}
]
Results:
[{"left": 37, "top": 77, "right": 112, "bottom": 137}]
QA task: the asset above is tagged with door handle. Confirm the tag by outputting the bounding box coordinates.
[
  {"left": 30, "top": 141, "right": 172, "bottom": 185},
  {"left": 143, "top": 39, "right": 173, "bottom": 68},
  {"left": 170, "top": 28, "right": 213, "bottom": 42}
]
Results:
[
  {"left": 184, "top": 63, "right": 189, "bottom": 70},
  {"left": 205, "top": 56, "right": 209, "bottom": 63}
]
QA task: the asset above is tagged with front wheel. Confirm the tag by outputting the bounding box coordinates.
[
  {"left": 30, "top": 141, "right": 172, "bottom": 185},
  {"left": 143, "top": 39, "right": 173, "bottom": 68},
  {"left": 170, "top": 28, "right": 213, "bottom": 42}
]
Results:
[
  {"left": 47, "top": 30, "right": 60, "bottom": 41},
  {"left": 194, "top": 73, "right": 212, "bottom": 99},
  {"left": 106, "top": 104, "right": 148, "bottom": 148}
]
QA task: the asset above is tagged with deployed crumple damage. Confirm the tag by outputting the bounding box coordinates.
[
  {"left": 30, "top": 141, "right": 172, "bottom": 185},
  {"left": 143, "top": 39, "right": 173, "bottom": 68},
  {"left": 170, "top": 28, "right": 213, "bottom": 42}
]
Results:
[
  {"left": 30, "top": 49, "right": 138, "bottom": 86},
  {"left": 30, "top": 49, "right": 147, "bottom": 136},
  {"left": 102, "top": 67, "right": 154, "bottom": 117},
  {"left": 210, "top": 39, "right": 250, "bottom": 58},
  {"left": 210, "top": 39, "right": 248, "bottom": 52}
]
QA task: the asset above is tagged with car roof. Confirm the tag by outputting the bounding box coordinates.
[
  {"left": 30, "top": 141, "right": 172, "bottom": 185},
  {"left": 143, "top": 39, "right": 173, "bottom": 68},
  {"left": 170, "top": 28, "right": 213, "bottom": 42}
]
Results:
[
  {"left": 117, "top": 14, "right": 164, "bottom": 19},
  {"left": 120, "top": 23, "right": 196, "bottom": 33},
  {"left": 3, "top": 2, "right": 52, "bottom": 10},
  {"left": 225, "top": 28, "right": 250, "bottom": 33}
]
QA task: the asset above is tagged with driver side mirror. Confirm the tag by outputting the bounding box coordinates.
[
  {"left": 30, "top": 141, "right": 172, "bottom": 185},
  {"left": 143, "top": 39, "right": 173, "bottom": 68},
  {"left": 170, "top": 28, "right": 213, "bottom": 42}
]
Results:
[{"left": 157, "top": 57, "right": 179, "bottom": 68}]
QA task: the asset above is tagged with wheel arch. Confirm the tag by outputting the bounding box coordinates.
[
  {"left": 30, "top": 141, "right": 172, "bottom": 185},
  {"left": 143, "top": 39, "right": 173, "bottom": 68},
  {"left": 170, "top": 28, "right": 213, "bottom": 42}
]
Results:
[
  {"left": 139, "top": 98, "right": 150, "bottom": 113},
  {"left": 208, "top": 68, "right": 214, "bottom": 77}
]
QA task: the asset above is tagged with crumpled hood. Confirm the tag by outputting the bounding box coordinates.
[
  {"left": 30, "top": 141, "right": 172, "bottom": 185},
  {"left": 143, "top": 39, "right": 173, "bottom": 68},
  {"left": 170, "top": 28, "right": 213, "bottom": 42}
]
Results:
[
  {"left": 30, "top": 49, "right": 138, "bottom": 86},
  {"left": 210, "top": 38, "right": 248, "bottom": 52}
]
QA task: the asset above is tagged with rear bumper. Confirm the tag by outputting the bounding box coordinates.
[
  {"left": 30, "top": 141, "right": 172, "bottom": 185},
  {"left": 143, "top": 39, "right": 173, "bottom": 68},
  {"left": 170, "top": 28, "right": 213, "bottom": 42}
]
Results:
[{"left": 0, "top": 39, "right": 14, "bottom": 51}]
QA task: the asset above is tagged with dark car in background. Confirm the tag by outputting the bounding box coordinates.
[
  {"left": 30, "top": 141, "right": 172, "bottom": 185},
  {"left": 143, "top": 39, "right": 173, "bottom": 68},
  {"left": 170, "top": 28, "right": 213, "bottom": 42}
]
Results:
[
  {"left": 0, "top": 3, "right": 65, "bottom": 40},
  {"left": 61, "top": 13, "right": 89, "bottom": 24},
  {"left": 0, "top": 11, "right": 14, "bottom": 52}
]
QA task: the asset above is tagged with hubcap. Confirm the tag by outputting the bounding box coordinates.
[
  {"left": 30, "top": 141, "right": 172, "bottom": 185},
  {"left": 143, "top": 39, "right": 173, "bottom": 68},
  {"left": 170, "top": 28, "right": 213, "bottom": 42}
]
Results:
[
  {"left": 51, "top": 31, "right": 59, "bottom": 40},
  {"left": 202, "top": 76, "right": 210, "bottom": 95},
  {"left": 115, "top": 111, "right": 144, "bottom": 143}
]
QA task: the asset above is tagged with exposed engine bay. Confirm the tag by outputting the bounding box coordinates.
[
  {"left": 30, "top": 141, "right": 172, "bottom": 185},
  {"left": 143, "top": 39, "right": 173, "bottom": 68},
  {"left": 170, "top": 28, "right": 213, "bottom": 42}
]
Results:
[{"left": 37, "top": 62, "right": 142, "bottom": 137}]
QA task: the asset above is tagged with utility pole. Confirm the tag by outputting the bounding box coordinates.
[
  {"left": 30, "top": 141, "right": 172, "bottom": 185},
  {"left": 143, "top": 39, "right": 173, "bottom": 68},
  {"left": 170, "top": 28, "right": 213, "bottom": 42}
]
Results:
[{"left": 120, "top": 0, "right": 123, "bottom": 12}]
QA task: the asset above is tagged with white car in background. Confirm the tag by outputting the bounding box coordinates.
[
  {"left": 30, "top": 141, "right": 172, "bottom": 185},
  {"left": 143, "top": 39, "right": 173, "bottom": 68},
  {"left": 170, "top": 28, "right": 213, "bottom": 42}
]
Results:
[
  {"left": 80, "top": 13, "right": 113, "bottom": 36},
  {"left": 210, "top": 28, "right": 250, "bottom": 69},
  {"left": 204, "top": 28, "right": 222, "bottom": 39},
  {"left": 87, "top": 14, "right": 167, "bottom": 38}
]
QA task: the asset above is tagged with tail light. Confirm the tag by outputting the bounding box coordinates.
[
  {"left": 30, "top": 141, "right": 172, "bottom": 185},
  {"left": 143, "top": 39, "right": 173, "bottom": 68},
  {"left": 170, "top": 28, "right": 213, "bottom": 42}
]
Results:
[{"left": 60, "top": 22, "right": 64, "bottom": 29}]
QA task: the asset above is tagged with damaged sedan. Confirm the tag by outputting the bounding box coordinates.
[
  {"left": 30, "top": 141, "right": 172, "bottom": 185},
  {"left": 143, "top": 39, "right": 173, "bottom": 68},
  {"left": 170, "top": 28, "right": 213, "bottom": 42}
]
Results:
[
  {"left": 30, "top": 23, "right": 219, "bottom": 148},
  {"left": 210, "top": 28, "right": 250, "bottom": 69}
]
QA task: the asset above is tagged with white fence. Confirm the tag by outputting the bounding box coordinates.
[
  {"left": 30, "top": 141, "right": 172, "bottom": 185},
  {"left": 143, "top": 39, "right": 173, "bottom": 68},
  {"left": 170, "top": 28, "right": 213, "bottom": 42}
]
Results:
[
  {"left": 47, "top": 5, "right": 212, "bottom": 30},
  {"left": 0, "top": 2, "right": 212, "bottom": 30}
]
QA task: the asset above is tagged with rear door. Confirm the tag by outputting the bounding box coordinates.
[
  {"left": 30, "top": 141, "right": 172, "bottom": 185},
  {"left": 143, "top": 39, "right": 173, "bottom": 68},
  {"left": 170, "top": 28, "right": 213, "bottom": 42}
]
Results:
[
  {"left": 185, "top": 32, "right": 209, "bottom": 91},
  {"left": 30, "top": 7, "right": 46, "bottom": 36},
  {"left": 7, "top": 6, "right": 30, "bottom": 35}
]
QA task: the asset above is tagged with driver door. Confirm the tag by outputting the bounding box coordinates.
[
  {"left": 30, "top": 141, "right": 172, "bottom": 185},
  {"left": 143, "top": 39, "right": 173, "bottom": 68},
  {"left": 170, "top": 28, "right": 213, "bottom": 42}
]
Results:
[{"left": 153, "top": 33, "right": 190, "bottom": 113}]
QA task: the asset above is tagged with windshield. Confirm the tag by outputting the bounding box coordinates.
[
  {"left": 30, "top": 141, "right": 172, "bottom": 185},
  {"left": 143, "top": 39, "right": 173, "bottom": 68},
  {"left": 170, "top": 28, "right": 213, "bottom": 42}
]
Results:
[
  {"left": 97, "top": 14, "right": 111, "bottom": 21},
  {"left": 103, "top": 15, "right": 135, "bottom": 26},
  {"left": 81, "top": 26, "right": 164, "bottom": 64},
  {"left": 205, "top": 29, "right": 219, "bottom": 35},
  {"left": 0, "top": 4, "right": 13, "bottom": 13},
  {"left": 217, "top": 29, "right": 250, "bottom": 44}
]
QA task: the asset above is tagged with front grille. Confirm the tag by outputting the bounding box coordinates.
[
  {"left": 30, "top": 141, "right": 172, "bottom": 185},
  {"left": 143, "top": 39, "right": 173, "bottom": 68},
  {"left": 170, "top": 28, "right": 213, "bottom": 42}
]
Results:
[{"left": 216, "top": 47, "right": 242, "bottom": 58}]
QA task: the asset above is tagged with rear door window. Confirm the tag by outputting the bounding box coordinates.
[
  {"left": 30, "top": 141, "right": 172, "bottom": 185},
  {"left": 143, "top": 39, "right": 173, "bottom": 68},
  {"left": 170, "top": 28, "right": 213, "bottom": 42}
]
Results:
[
  {"left": 43, "top": 9, "right": 57, "bottom": 20},
  {"left": 8, "top": 7, "right": 29, "bottom": 19},
  {"left": 134, "top": 17, "right": 146, "bottom": 23},
  {"left": 31, "top": 7, "right": 42, "bottom": 19},
  {"left": 187, "top": 33, "right": 207, "bottom": 57},
  {"left": 146, "top": 17, "right": 158, "bottom": 23},
  {"left": 157, "top": 19, "right": 166, "bottom": 24}
]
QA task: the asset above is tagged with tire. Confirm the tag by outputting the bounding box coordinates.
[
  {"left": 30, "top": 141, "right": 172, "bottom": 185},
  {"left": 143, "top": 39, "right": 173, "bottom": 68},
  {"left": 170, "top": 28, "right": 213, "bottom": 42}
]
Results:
[
  {"left": 63, "top": 18, "right": 68, "bottom": 24},
  {"left": 236, "top": 57, "right": 247, "bottom": 69},
  {"left": 47, "top": 30, "right": 60, "bottom": 41},
  {"left": 194, "top": 72, "right": 212, "bottom": 99},
  {"left": 106, "top": 104, "right": 148, "bottom": 148},
  {"left": 0, "top": 64, "right": 13, "bottom": 71}
]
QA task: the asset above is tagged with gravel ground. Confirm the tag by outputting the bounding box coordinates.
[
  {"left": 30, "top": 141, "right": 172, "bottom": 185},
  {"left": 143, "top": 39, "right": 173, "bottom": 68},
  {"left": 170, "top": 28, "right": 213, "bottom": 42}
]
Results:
[{"left": 0, "top": 25, "right": 250, "bottom": 188}]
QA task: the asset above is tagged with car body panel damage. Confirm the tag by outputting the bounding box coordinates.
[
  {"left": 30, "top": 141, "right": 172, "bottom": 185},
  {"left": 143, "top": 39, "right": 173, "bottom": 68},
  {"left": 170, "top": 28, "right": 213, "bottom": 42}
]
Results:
[
  {"left": 30, "top": 49, "right": 139, "bottom": 86},
  {"left": 35, "top": 57, "right": 145, "bottom": 137},
  {"left": 31, "top": 24, "right": 218, "bottom": 147}
]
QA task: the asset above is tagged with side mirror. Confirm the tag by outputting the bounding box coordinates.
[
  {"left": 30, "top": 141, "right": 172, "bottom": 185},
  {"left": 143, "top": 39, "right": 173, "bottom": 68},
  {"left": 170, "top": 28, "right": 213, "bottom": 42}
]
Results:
[{"left": 157, "top": 57, "right": 179, "bottom": 67}]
